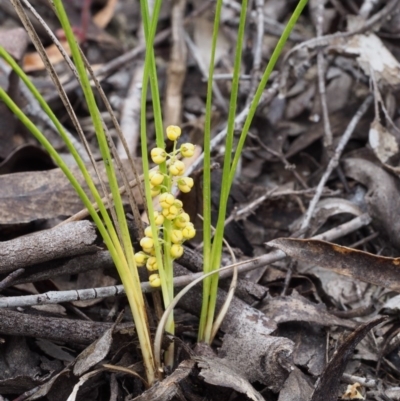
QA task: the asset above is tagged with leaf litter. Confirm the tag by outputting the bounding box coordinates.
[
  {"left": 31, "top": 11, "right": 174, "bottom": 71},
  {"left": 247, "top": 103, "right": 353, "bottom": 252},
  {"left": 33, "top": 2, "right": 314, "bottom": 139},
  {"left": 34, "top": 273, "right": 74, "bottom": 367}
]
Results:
[{"left": 2, "top": 0, "right": 400, "bottom": 400}]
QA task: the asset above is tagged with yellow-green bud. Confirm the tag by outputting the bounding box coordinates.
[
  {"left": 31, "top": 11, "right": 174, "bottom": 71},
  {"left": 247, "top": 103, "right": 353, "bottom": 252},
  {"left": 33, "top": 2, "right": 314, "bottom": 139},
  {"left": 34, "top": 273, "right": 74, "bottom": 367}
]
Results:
[
  {"left": 146, "top": 256, "right": 158, "bottom": 271},
  {"left": 166, "top": 125, "right": 181, "bottom": 141},
  {"left": 149, "top": 274, "right": 161, "bottom": 287},
  {"left": 159, "top": 193, "right": 175, "bottom": 209},
  {"left": 177, "top": 177, "right": 194, "bottom": 193},
  {"left": 154, "top": 211, "right": 164, "bottom": 226},
  {"left": 171, "top": 244, "right": 184, "bottom": 258},
  {"left": 151, "top": 147, "right": 167, "bottom": 164},
  {"left": 169, "top": 160, "right": 185, "bottom": 176},
  {"left": 162, "top": 205, "right": 179, "bottom": 220},
  {"left": 149, "top": 170, "right": 165, "bottom": 186},
  {"left": 134, "top": 251, "right": 147, "bottom": 267},
  {"left": 140, "top": 237, "right": 154, "bottom": 250},
  {"left": 171, "top": 229, "right": 183, "bottom": 244},
  {"left": 144, "top": 226, "right": 153, "bottom": 238},
  {"left": 182, "top": 223, "right": 196, "bottom": 239},
  {"left": 174, "top": 212, "right": 190, "bottom": 228},
  {"left": 180, "top": 143, "right": 195, "bottom": 158},
  {"left": 174, "top": 199, "right": 183, "bottom": 208},
  {"left": 150, "top": 185, "right": 161, "bottom": 197}
]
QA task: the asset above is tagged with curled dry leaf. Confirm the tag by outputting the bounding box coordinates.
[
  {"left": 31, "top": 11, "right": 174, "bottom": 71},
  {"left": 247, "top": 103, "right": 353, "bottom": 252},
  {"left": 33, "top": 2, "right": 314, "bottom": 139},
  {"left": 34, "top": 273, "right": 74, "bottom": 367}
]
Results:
[
  {"left": 333, "top": 34, "right": 400, "bottom": 88},
  {"left": 343, "top": 157, "right": 400, "bottom": 249},
  {"left": 267, "top": 238, "right": 400, "bottom": 292},
  {"left": 277, "top": 367, "right": 314, "bottom": 401},
  {"left": 73, "top": 327, "right": 113, "bottom": 376},
  {"left": 260, "top": 291, "right": 357, "bottom": 330},
  {"left": 290, "top": 197, "right": 363, "bottom": 236},
  {"left": 311, "top": 317, "right": 386, "bottom": 401},
  {"left": 369, "top": 120, "right": 399, "bottom": 164},
  {"left": 341, "top": 382, "right": 364, "bottom": 400},
  {"left": 196, "top": 356, "right": 265, "bottom": 401}
]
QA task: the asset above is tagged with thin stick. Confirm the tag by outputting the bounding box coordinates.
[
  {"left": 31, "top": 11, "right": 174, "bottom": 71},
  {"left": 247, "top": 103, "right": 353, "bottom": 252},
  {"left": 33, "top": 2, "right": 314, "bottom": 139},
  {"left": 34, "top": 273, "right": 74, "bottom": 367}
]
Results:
[{"left": 299, "top": 95, "right": 373, "bottom": 233}]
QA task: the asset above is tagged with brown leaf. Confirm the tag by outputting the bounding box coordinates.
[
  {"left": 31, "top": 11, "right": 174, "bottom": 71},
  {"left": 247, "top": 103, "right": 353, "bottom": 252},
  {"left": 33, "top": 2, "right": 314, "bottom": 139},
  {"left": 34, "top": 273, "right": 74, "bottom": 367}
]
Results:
[
  {"left": 311, "top": 317, "right": 386, "bottom": 401},
  {"left": 260, "top": 291, "right": 357, "bottom": 329},
  {"left": 196, "top": 356, "right": 265, "bottom": 401},
  {"left": 73, "top": 327, "right": 113, "bottom": 376},
  {"left": 369, "top": 120, "right": 399, "bottom": 164},
  {"left": 343, "top": 158, "right": 400, "bottom": 249},
  {"left": 267, "top": 238, "right": 400, "bottom": 291}
]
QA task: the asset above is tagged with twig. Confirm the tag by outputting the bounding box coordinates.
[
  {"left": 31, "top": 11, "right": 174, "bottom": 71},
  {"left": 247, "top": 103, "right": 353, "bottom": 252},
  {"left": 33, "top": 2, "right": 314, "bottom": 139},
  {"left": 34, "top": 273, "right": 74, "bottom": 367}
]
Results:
[
  {"left": 0, "top": 213, "right": 371, "bottom": 308},
  {"left": 183, "top": 31, "right": 228, "bottom": 112},
  {"left": 310, "top": 0, "right": 333, "bottom": 148},
  {"left": 0, "top": 268, "right": 25, "bottom": 291},
  {"left": 117, "top": 65, "right": 144, "bottom": 158},
  {"left": 299, "top": 95, "right": 373, "bottom": 233},
  {"left": 163, "top": 0, "right": 187, "bottom": 127},
  {"left": 224, "top": 187, "right": 339, "bottom": 226},
  {"left": 186, "top": 78, "right": 280, "bottom": 176},
  {"left": 246, "top": 0, "right": 264, "bottom": 104}
]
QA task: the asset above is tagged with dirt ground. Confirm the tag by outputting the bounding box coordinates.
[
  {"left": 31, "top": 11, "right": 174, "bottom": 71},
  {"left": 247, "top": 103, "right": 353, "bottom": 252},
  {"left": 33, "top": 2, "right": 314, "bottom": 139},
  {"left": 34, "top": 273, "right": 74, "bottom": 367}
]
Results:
[{"left": 1, "top": 0, "right": 400, "bottom": 400}]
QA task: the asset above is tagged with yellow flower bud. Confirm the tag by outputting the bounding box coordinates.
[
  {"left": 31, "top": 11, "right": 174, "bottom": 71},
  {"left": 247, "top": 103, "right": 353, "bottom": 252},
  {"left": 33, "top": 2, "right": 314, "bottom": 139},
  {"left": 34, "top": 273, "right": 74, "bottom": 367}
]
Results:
[
  {"left": 180, "top": 143, "right": 195, "bottom": 158},
  {"left": 174, "top": 199, "right": 183, "bottom": 208},
  {"left": 162, "top": 205, "right": 179, "bottom": 220},
  {"left": 182, "top": 223, "right": 196, "bottom": 239},
  {"left": 134, "top": 251, "right": 147, "bottom": 267},
  {"left": 151, "top": 147, "right": 167, "bottom": 164},
  {"left": 159, "top": 193, "right": 175, "bottom": 209},
  {"left": 171, "top": 229, "right": 183, "bottom": 244},
  {"left": 174, "top": 212, "right": 190, "bottom": 228},
  {"left": 150, "top": 185, "right": 161, "bottom": 197},
  {"left": 149, "top": 170, "right": 165, "bottom": 186},
  {"left": 149, "top": 274, "right": 161, "bottom": 287},
  {"left": 140, "top": 237, "right": 154, "bottom": 250},
  {"left": 144, "top": 226, "right": 153, "bottom": 238},
  {"left": 169, "top": 160, "right": 185, "bottom": 176},
  {"left": 146, "top": 256, "right": 158, "bottom": 271},
  {"left": 154, "top": 211, "right": 164, "bottom": 226},
  {"left": 166, "top": 125, "right": 181, "bottom": 141},
  {"left": 177, "top": 177, "right": 194, "bottom": 193},
  {"left": 170, "top": 244, "right": 184, "bottom": 258}
]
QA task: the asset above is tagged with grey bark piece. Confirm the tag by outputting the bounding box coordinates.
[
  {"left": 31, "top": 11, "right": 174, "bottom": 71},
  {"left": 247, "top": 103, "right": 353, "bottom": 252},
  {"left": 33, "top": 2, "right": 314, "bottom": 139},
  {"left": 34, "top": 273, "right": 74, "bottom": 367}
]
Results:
[
  {"left": 0, "top": 221, "right": 99, "bottom": 273},
  {"left": 0, "top": 308, "right": 133, "bottom": 344}
]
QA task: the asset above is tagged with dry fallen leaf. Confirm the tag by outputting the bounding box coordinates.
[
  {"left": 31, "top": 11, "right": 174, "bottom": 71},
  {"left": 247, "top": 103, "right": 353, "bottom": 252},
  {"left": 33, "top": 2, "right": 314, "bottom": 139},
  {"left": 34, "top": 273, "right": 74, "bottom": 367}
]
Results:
[
  {"left": 311, "top": 317, "right": 386, "bottom": 401},
  {"left": 369, "top": 119, "right": 399, "bottom": 164},
  {"left": 341, "top": 383, "right": 364, "bottom": 400},
  {"left": 333, "top": 34, "right": 400, "bottom": 88},
  {"left": 343, "top": 157, "right": 400, "bottom": 249},
  {"left": 267, "top": 238, "right": 400, "bottom": 291}
]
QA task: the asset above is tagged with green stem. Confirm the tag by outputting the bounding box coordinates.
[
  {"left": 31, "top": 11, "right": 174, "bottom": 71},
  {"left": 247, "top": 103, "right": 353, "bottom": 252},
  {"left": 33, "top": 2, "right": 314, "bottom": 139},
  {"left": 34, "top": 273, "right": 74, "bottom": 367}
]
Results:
[{"left": 198, "top": 0, "right": 224, "bottom": 343}]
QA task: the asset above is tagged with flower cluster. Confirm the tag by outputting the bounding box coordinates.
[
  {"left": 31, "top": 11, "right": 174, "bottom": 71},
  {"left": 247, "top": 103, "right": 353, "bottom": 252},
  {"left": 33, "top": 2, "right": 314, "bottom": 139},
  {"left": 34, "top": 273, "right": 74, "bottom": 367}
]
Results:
[{"left": 134, "top": 126, "right": 196, "bottom": 287}]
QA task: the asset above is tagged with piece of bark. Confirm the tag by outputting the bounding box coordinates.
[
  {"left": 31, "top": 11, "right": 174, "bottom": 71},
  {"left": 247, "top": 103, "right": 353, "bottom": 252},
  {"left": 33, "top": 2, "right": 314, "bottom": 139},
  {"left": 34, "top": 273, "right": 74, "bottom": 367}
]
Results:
[
  {"left": 0, "top": 308, "right": 133, "bottom": 344},
  {"left": 11, "top": 251, "right": 113, "bottom": 287},
  {"left": 0, "top": 221, "right": 99, "bottom": 273},
  {"left": 131, "top": 359, "right": 196, "bottom": 401},
  {"left": 0, "top": 159, "right": 143, "bottom": 226}
]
